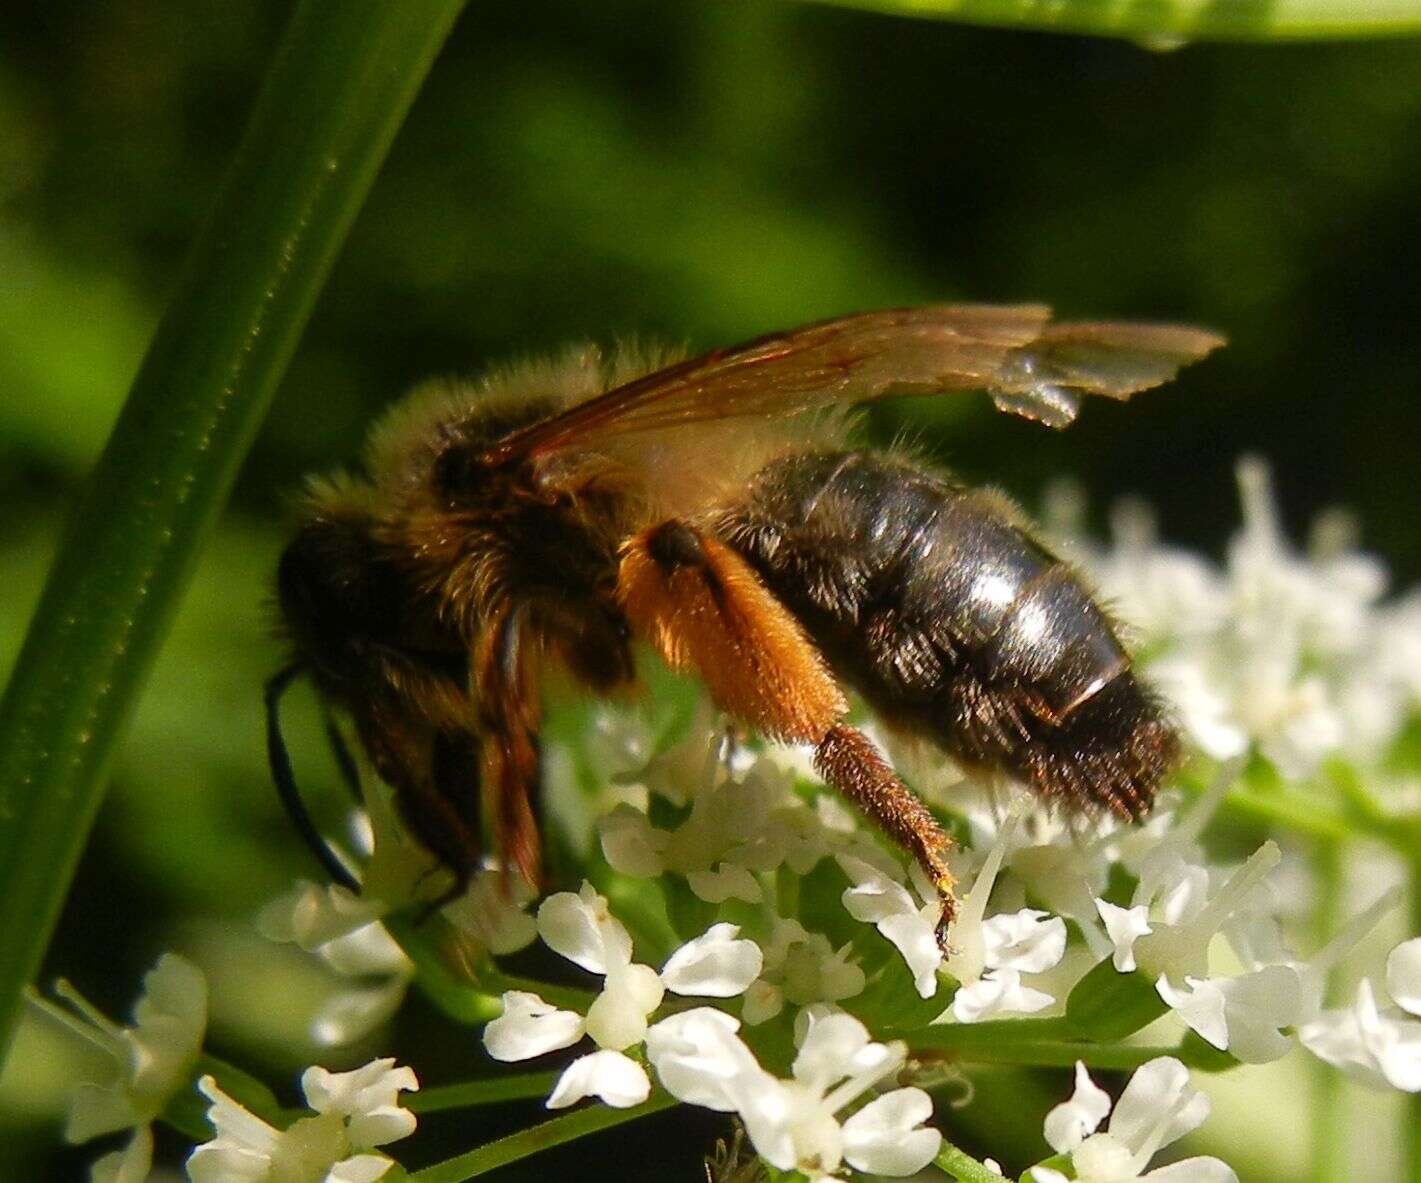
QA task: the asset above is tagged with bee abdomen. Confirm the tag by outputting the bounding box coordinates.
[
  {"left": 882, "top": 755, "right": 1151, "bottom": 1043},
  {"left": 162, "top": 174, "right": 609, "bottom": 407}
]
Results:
[{"left": 715, "top": 450, "right": 1176, "bottom": 817}]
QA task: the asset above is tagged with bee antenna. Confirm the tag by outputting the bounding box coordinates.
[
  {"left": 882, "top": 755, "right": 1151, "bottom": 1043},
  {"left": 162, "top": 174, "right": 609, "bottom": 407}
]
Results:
[{"left": 265, "top": 664, "right": 361, "bottom": 892}]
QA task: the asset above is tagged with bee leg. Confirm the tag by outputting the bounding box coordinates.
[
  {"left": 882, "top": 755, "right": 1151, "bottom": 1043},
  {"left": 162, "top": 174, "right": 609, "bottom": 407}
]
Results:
[
  {"left": 474, "top": 602, "right": 543, "bottom": 894},
  {"left": 264, "top": 664, "right": 361, "bottom": 892},
  {"left": 813, "top": 723, "right": 957, "bottom": 942},
  {"left": 619, "top": 522, "right": 957, "bottom": 946},
  {"left": 319, "top": 701, "right": 364, "bottom": 804}
]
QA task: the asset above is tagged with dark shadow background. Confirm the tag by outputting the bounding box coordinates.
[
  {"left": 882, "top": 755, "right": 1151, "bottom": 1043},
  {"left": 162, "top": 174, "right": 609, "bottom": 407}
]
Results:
[{"left": 1, "top": 1, "right": 1418, "bottom": 1178}]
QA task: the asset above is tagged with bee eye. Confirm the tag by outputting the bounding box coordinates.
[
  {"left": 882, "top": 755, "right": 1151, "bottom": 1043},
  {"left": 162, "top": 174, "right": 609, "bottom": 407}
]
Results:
[{"left": 433, "top": 445, "right": 480, "bottom": 499}]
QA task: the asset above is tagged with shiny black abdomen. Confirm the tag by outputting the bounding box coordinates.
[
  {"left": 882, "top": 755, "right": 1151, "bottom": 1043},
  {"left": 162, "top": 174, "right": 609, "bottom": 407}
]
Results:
[{"left": 714, "top": 450, "right": 1173, "bottom": 816}]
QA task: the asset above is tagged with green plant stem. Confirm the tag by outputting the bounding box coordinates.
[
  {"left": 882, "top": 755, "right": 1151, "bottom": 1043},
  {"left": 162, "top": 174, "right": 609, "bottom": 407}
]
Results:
[
  {"left": 936, "top": 1140, "right": 1005, "bottom": 1183},
  {"left": 1309, "top": 842, "right": 1346, "bottom": 1183},
  {"left": 807, "top": 0, "right": 1421, "bottom": 41},
  {"left": 408, "top": 1073, "right": 561, "bottom": 1113},
  {"left": 0, "top": 0, "right": 467, "bottom": 1060},
  {"left": 1408, "top": 858, "right": 1421, "bottom": 1183},
  {"left": 907, "top": 1031, "right": 1232, "bottom": 1072},
  {"left": 385, "top": 914, "right": 598, "bottom": 1023},
  {"left": 407, "top": 1093, "right": 678, "bottom": 1182}
]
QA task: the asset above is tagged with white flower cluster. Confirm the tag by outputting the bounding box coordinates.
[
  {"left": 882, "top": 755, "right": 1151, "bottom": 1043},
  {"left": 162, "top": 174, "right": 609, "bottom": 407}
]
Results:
[
  {"left": 1034, "top": 1058, "right": 1235, "bottom": 1183},
  {"left": 52, "top": 458, "right": 1421, "bottom": 1183},
  {"left": 190, "top": 1059, "right": 418, "bottom": 1183},
  {"left": 1064, "top": 459, "right": 1421, "bottom": 784}
]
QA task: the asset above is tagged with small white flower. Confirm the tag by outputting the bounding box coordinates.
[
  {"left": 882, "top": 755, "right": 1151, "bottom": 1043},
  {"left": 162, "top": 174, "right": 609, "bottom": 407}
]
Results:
[
  {"left": 545, "top": 1050, "right": 652, "bottom": 1110},
  {"left": 1300, "top": 936, "right": 1421, "bottom": 1091},
  {"left": 54, "top": 953, "right": 206, "bottom": 1183},
  {"left": 260, "top": 856, "right": 537, "bottom": 1047},
  {"left": 258, "top": 880, "right": 414, "bottom": 1047},
  {"left": 660, "top": 924, "right": 764, "bottom": 997},
  {"left": 743, "top": 918, "right": 865, "bottom": 1025},
  {"left": 1033, "top": 1058, "right": 1236, "bottom": 1183},
  {"left": 483, "top": 992, "right": 584, "bottom": 1061},
  {"left": 837, "top": 853, "right": 942, "bottom": 999},
  {"left": 186, "top": 1058, "right": 418, "bottom": 1183},
  {"left": 602, "top": 751, "right": 844, "bottom": 904},
  {"left": 1096, "top": 900, "right": 1152, "bottom": 972},
  {"left": 1155, "top": 967, "right": 1303, "bottom": 1064},
  {"left": 949, "top": 908, "right": 1066, "bottom": 1023},
  {"left": 484, "top": 887, "right": 759, "bottom": 1109},
  {"left": 648, "top": 1008, "right": 939, "bottom": 1181},
  {"left": 952, "top": 968, "right": 1055, "bottom": 1024},
  {"left": 644, "top": 1008, "right": 760, "bottom": 1111}
]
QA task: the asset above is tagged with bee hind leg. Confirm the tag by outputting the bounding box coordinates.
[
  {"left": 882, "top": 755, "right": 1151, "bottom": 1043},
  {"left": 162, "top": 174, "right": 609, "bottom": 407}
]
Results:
[{"left": 619, "top": 521, "right": 957, "bottom": 946}]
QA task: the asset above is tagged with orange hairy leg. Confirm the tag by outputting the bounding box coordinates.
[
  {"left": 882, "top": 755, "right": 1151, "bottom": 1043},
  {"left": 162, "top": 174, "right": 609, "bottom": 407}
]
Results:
[
  {"left": 474, "top": 603, "right": 543, "bottom": 890},
  {"left": 618, "top": 521, "right": 956, "bottom": 935}
]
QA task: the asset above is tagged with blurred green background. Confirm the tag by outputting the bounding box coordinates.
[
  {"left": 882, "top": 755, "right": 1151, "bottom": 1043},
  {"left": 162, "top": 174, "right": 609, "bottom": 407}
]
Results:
[{"left": 2, "top": 1, "right": 1419, "bottom": 1178}]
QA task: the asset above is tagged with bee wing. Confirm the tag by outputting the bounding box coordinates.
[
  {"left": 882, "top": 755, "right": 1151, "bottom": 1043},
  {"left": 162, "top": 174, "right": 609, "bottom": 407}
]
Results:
[{"left": 484, "top": 305, "right": 1224, "bottom": 462}]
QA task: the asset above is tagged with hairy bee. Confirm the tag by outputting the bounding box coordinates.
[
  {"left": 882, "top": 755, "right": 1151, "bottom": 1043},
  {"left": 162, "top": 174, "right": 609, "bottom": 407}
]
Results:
[{"left": 269, "top": 305, "right": 1222, "bottom": 942}]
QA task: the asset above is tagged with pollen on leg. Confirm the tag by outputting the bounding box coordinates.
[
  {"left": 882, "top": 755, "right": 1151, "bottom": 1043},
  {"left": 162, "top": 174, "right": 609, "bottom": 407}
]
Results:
[{"left": 618, "top": 523, "right": 847, "bottom": 744}]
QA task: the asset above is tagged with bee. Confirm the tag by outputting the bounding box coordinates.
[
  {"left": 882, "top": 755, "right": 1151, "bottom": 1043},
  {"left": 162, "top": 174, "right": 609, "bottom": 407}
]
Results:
[{"left": 268, "top": 304, "right": 1222, "bottom": 943}]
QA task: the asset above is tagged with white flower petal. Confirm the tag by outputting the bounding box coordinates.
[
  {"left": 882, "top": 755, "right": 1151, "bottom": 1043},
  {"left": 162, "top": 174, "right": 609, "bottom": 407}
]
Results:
[
  {"left": 312, "top": 977, "right": 410, "bottom": 1047},
  {"left": 301, "top": 1058, "right": 419, "bottom": 1149},
  {"left": 1030, "top": 1169, "right": 1071, "bottom": 1183},
  {"left": 1387, "top": 938, "right": 1421, "bottom": 1017},
  {"left": 793, "top": 1013, "right": 871, "bottom": 1092},
  {"left": 1096, "top": 899, "right": 1153, "bottom": 973},
  {"left": 483, "top": 992, "right": 585, "bottom": 1062},
  {"left": 1043, "top": 1061, "right": 1111, "bottom": 1153},
  {"left": 1108, "top": 1056, "right": 1209, "bottom": 1155},
  {"left": 598, "top": 805, "right": 668, "bottom": 878},
  {"left": 660, "top": 924, "right": 763, "bottom": 997},
  {"left": 1145, "top": 1157, "right": 1240, "bottom": 1183},
  {"left": 585, "top": 964, "right": 664, "bottom": 1050},
  {"left": 981, "top": 909, "right": 1066, "bottom": 974},
  {"left": 326, "top": 1154, "right": 396, "bottom": 1183},
  {"left": 879, "top": 912, "right": 942, "bottom": 999},
  {"left": 841, "top": 1087, "right": 942, "bottom": 1175},
  {"left": 546, "top": 1051, "right": 651, "bottom": 1109},
  {"left": 1157, "top": 976, "right": 1230, "bottom": 1050},
  {"left": 319, "top": 922, "right": 413, "bottom": 979},
  {"left": 686, "top": 863, "right": 763, "bottom": 904},
  {"left": 645, "top": 1008, "right": 758, "bottom": 1111},
  {"left": 837, "top": 854, "right": 919, "bottom": 923},
  {"left": 951, "top": 969, "right": 1054, "bottom": 1023},
  {"left": 537, "top": 887, "right": 620, "bottom": 975}
]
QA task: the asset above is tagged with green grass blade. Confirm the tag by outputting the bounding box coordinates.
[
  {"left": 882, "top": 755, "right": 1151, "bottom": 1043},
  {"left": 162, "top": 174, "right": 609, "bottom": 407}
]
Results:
[
  {"left": 806, "top": 0, "right": 1421, "bottom": 41},
  {"left": 0, "top": 0, "right": 467, "bottom": 1059}
]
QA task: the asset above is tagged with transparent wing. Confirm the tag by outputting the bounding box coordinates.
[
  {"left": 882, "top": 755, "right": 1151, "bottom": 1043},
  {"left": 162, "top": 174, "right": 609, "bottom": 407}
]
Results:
[{"left": 481, "top": 304, "right": 1224, "bottom": 463}]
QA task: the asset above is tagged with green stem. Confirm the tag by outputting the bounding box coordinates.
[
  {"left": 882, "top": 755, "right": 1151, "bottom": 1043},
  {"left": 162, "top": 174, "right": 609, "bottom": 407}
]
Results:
[
  {"left": 935, "top": 1139, "right": 1004, "bottom": 1183},
  {"left": 407, "top": 1093, "right": 678, "bottom": 1182},
  {"left": 807, "top": 0, "right": 1421, "bottom": 41},
  {"left": 385, "top": 914, "right": 597, "bottom": 1022},
  {"left": 408, "top": 1073, "right": 560, "bottom": 1113},
  {"left": 1408, "top": 859, "right": 1421, "bottom": 1183},
  {"left": 1310, "top": 842, "right": 1346, "bottom": 1183},
  {"left": 931, "top": 1038, "right": 1232, "bottom": 1072},
  {"left": 0, "top": 0, "right": 467, "bottom": 1060}
]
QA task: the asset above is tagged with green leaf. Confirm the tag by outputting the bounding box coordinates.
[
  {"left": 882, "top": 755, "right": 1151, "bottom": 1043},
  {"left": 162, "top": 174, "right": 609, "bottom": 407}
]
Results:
[
  {"left": 1065, "top": 958, "right": 1168, "bottom": 1041},
  {"left": 804, "top": 0, "right": 1421, "bottom": 41},
  {"left": 0, "top": 0, "right": 467, "bottom": 1058}
]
